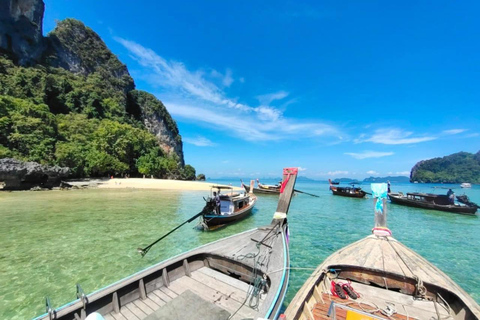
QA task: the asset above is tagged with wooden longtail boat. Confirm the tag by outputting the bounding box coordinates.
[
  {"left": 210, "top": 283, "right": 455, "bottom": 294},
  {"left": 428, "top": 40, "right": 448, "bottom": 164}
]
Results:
[
  {"left": 201, "top": 183, "right": 258, "bottom": 229},
  {"left": 241, "top": 180, "right": 281, "bottom": 195},
  {"left": 34, "top": 168, "right": 298, "bottom": 320},
  {"left": 328, "top": 179, "right": 368, "bottom": 198},
  {"left": 284, "top": 183, "right": 480, "bottom": 320},
  {"left": 389, "top": 192, "right": 477, "bottom": 215}
]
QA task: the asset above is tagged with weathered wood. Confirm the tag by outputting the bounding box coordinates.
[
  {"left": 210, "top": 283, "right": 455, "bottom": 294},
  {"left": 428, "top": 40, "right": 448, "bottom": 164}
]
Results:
[
  {"left": 169, "top": 275, "right": 256, "bottom": 319},
  {"left": 112, "top": 292, "right": 120, "bottom": 314},
  {"left": 118, "top": 305, "right": 139, "bottom": 320},
  {"left": 151, "top": 288, "right": 172, "bottom": 303},
  {"left": 161, "top": 268, "right": 169, "bottom": 287},
  {"left": 132, "top": 299, "right": 155, "bottom": 315},
  {"left": 33, "top": 168, "right": 299, "bottom": 320},
  {"left": 183, "top": 259, "right": 191, "bottom": 277},
  {"left": 275, "top": 168, "right": 298, "bottom": 215},
  {"left": 190, "top": 269, "right": 250, "bottom": 304},
  {"left": 139, "top": 279, "right": 146, "bottom": 300},
  {"left": 124, "top": 301, "right": 147, "bottom": 319},
  {"left": 285, "top": 234, "right": 480, "bottom": 320}
]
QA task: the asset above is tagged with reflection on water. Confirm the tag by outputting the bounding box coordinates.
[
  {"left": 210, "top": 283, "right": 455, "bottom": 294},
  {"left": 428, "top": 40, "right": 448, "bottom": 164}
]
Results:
[{"left": 0, "top": 181, "right": 479, "bottom": 319}]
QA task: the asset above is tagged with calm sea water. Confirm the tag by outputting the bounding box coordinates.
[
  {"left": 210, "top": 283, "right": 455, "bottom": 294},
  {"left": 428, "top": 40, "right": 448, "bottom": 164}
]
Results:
[{"left": 0, "top": 180, "right": 479, "bottom": 319}]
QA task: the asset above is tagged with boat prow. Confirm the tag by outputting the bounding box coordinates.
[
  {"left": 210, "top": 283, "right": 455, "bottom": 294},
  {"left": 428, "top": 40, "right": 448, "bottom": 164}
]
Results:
[
  {"left": 285, "top": 183, "right": 480, "bottom": 320},
  {"left": 35, "top": 168, "right": 299, "bottom": 320}
]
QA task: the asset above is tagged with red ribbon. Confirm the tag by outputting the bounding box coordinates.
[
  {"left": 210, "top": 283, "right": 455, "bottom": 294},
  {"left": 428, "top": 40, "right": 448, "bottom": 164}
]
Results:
[{"left": 280, "top": 167, "right": 298, "bottom": 193}]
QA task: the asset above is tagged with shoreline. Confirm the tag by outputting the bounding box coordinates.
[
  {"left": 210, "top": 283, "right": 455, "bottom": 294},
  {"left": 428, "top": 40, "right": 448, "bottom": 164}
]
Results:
[{"left": 67, "top": 178, "right": 240, "bottom": 191}]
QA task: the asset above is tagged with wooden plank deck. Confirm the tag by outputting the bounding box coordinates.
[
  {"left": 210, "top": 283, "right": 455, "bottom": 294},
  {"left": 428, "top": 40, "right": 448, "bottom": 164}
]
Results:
[
  {"left": 106, "top": 266, "right": 256, "bottom": 320},
  {"left": 297, "top": 281, "right": 451, "bottom": 320}
]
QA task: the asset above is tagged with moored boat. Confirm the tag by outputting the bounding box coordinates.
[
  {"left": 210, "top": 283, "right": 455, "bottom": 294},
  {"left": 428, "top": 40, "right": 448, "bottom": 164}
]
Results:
[
  {"left": 389, "top": 192, "right": 477, "bottom": 215},
  {"left": 200, "top": 183, "right": 257, "bottom": 229},
  {"left": 34, "top": 168, "right": 298, "bottom": 320},
  {"left": 328, "top": 179, "right": 368, "bottom": 198},
  {"left": 284, "top": 183, "right": 480, "bottom": 320},
  {"left": 241, "top": 179, "right": 281, "bottom": 195},
  {"left": 461, "top": 183, "right": 472, "bottom": 188}
]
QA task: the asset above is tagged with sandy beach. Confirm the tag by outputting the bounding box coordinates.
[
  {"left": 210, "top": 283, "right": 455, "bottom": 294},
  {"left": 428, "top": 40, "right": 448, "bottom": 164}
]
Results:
[{"left": 68, "top": 178, "right": 242, "bottom": 191}]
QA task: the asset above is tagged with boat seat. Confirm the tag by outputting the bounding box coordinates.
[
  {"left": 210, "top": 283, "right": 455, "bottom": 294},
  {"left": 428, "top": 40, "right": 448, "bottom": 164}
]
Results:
[{"left": 144, "top": 289, "right": 231, "bottom": 320}]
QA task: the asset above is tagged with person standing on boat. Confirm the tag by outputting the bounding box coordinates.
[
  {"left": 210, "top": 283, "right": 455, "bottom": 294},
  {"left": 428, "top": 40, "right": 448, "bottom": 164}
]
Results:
[
  {"left": 447, "top": 188, "right": 455, "bottom": 204},
  {"left": 213, "top": 191, "right": 221, "bottom": 214},
  {"left": 387, "top": 181, "right": 391, "bottom": 193}
]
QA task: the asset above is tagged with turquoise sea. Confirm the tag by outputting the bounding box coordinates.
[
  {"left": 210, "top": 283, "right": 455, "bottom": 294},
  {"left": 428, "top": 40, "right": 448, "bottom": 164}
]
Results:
[{"left": 0, "top": 180, "right": 479, "bottom": 319}]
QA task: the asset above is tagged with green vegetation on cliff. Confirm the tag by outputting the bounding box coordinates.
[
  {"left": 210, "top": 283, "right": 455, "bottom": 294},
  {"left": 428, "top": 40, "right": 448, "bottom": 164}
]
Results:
[
  {"left": 410, "top": 151, "right": 480, "bottom": 184},
  {"left": 0, "top": 51, "right": 194, "bottom": 180}
]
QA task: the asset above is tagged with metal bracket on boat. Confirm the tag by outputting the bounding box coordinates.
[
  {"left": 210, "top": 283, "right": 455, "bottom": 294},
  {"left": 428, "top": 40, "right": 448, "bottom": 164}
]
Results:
[
  {"left": 76, "top": 283, "right": 88, "bottom": 309},
  {"left": 45, "top": 296, "right": 55, "bottom": 320}
]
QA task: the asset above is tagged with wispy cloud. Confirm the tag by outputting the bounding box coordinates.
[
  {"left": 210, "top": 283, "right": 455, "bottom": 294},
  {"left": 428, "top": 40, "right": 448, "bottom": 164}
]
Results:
[
  {"left": 366, "top": 170, "right": 379, "bottom": 175},
  {"left": 298, "top": 167, "right": 307, "bottom": 171},
  {"left": 466, "top": 133, "right": 479, "bottom": 138},
  {"left": 328, "top": 170, "right": 349, "bottom": 176},
  {"left": 355, "top": 129, "right": 436, "bottom": 145},
  {"left": 183, "top": 136, "right": 216, "bottom": 147},
  {"left": 443, "top": 129, "right": 466, "bottom": 135},
  {"left": 345, "top": 151, "right": 394, "bottom": 159},
  {"left": 116, "top": 37, "right": 343, "bottom": 142},
  {"left": 396, "top": 171, "right": 410, "bottom": 176},
  {"left": 256, "top": 91, "right": 289, "bottom": 106}
]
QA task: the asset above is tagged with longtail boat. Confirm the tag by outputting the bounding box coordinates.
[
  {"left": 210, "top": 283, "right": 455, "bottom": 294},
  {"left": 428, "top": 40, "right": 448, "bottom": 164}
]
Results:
[
  {"left": 389, "top": 192, "right": 477, "bottom": 215},
  {"left": 241, "top": 179, "right": 281, "bottom": 195},
  {"left": 200, "top": 182, "right": 257, "bottom": 229},
  {"left": 34, "top": 168, "right": 298, "bottom": 320},
  {"left": 284, "top": 183, "right": 480, "bottom": 320},
  {"left": 328, "top": 179, "right": 368, "bottom": 198}
]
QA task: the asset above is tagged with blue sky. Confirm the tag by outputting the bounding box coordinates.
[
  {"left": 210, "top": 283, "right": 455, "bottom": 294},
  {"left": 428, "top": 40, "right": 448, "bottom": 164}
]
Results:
[{"left": 42, "top": 0, "right": 480, "bottom": 179}]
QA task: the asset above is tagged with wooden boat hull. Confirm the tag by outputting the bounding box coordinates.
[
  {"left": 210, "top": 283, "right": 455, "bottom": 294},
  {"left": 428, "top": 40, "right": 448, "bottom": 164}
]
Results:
[
  {"left": 330, "top": 187, "right": 367, "bottom": 198},
  {"left": 284, "top": 235, "right": 480, "bottom": 320},
  {"left": 35, "top": 225, "right": 290, "bottom": 320},
  {"left": 202, "top": 197, "right": 256, "bottom": 227},
  {"left": 242, "top": 183, "right": 280, "bottom": 195},
  {"left": 35, "top": 168, "right": 298, "bottom": 320},
  {"left": 389, "top": 193, "right": 477, "bottom": 215}
]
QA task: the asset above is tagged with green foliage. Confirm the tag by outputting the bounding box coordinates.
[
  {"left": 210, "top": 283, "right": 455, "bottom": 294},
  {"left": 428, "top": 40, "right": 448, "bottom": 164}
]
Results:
[
  {"left": 0, "top": 96, "right": 57, "bottom": 163},
  {"left": 181, "top": 165, "right": 196, "bottom": 180},
  {"left": 411, "top": 151, "right": 480, "bottom": 183},
  {"left": 196, "top": 173, "right": 206, "bottom": 181},
  {"left": 0, "top": 15, "right": 192, "bottom": 179}
]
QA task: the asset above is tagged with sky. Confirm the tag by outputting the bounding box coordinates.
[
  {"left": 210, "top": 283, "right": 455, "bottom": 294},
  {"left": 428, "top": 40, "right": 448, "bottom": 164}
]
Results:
[{"left": 42, "top": 0, "right": 480, "bottom": 179}]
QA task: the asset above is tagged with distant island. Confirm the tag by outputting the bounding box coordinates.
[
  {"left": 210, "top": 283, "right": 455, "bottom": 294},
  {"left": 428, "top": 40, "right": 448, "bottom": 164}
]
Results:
[
  {"left": 331, "top": 176, "right": 409, "bottom": 184},
  {"left": 410, "top": 151, "right": 480, "bottom": 184}
]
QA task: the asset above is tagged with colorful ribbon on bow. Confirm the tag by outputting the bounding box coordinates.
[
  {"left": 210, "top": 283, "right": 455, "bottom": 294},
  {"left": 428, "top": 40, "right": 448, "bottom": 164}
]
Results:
[{"left": 371, "top": 183, "right": 388, "bottom": 214}]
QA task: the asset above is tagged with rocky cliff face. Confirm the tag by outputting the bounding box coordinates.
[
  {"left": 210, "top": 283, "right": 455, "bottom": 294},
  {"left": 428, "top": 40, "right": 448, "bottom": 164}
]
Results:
[
  {"left": 128, "top": 90, "right": 184, "bottom": 165},
  {"left": 43, "top": 19, "right": 134, "bottom": 94},
  {"left": 0, "top": 0, "right": 185, "bottom": 169},
  {"left": 0, "top": 0, "right": 45, "bottom": 65},
  {"left": 0, "top": 158, "right": 70, "bottom": 190}
]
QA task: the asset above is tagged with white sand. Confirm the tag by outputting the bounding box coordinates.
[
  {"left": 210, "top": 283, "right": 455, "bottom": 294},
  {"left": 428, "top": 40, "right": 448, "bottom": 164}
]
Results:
[{"left": 93, "top": 178, "right": 241, "bottom": 191}]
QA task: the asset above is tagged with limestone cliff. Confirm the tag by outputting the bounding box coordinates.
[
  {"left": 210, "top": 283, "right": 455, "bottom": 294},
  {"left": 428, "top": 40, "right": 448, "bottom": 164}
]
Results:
[
  {"left": 0, "top": 0, "right": 45, "bottom": 65},
  {"left": 0, "top": 0, "right": 185, "bottom": 170}
]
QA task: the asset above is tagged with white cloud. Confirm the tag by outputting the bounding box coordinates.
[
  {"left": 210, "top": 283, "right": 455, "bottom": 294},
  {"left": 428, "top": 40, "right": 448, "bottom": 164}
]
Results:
[
  {"left": 328, "top": 170, "right": 349, "bottom": 176},
  {"left": 345, "top": 151, "right": 394, "bottom": 159},
  {"left": 256, "top": 91, "right": 289, "bottom": 106},
  {"left": 115, "top": 37, "right": 343, "bottom": 142},
  {"left": 298, "top": 167, "right": 307, "bottom": 171},
  {"left": 183, "top": 136, "right": 216, "bottom": 147},
  {"left": 443, "top": 129, "right": 466, "bottom": 135},
  {"left": 396, "top": 171, "right": 410, "bottom": 176},
  {"left": 366, "top": 170, "right": 379, "bottom": 175},
  {"left": 356, "top": 129, "right": 436, "bottom": 145}
]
